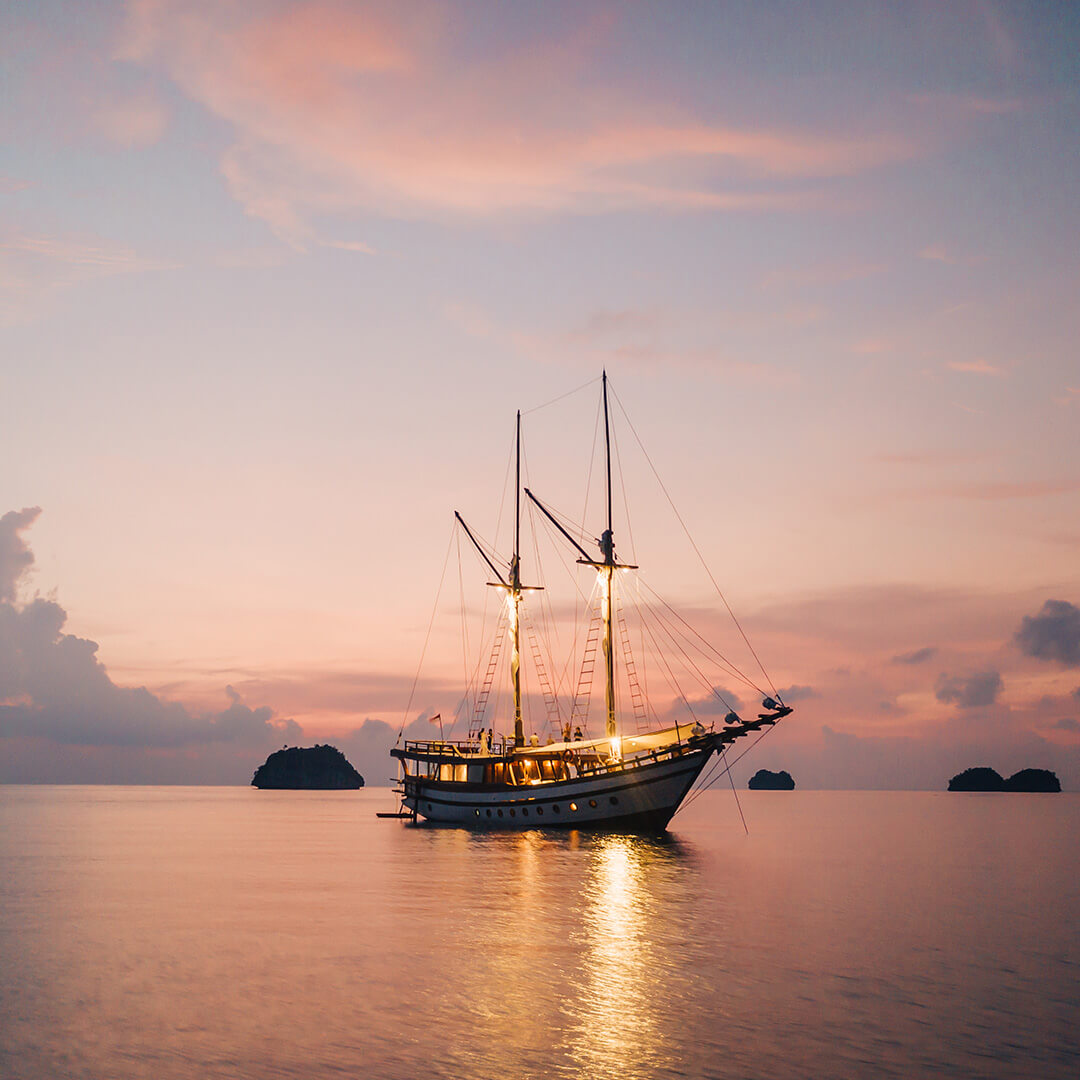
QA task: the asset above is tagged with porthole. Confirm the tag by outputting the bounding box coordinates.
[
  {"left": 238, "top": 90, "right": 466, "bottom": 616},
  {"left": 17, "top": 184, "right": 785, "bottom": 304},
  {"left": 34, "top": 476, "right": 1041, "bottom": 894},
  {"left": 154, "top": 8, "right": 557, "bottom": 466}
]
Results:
[
  {"left": 588, "top": 799, "right": 597, "bottom": 808},
  {"left": 536, "top": 807, "right": 543, "bottom": 816},
  {"left": 609, "top": 796, "right": 619, "bottom": 805},
  {"left": 569, "top": 802, "right": 578, "bottom": 811},
  {"left": 486, "top": 809, "right": 492, "bottom": 817},
  {"left": 475, "top": 809, "right": 480, "bottom": 817},
  {"left": 509, "top": 808, "right": 516, "bottom": 817},
  {"left": 522, "top": 807, "right": 528, "bottom": 816},
  {"left": 497, "top": 809, "right": 503, "bottom": 818},
  {"left": 552, "top": 804, "right": 561, "bottom": 813}
]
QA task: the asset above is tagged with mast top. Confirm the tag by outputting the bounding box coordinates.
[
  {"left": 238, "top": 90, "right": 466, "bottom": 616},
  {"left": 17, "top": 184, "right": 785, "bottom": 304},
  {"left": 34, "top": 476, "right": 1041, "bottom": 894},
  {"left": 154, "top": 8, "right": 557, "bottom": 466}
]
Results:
[{"left": 601, "top": 370, "right": 613, "bottom": 563}]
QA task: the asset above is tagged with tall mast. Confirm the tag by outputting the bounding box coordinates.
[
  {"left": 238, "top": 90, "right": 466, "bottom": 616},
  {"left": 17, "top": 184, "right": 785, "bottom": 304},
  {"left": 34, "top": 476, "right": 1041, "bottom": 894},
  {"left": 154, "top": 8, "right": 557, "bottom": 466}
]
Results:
[
  {"left": 456, "top": 411, "right": 542, "bottom": 749},
  {"left": 510, "top": 410, "right": 523, "bottom": 747},
  {"left": 522, "top": 375, "right": 634, "bottom": 744},
  {"left": 600, "top": 372, "right": 617, "bottom": 740}
]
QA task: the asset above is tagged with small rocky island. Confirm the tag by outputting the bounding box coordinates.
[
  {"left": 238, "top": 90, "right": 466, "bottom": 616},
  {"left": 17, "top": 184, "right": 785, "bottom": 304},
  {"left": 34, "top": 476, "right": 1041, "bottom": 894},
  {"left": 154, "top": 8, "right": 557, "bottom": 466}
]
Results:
[
  {"left": 252, "top": 745, "right": 364, "bottom": 790},
  {"left": 947, "top": 767, "right": 1060, "bottom": 793},
  {"left": 748, "top": 768, "right": 796, "bottom": 790}
]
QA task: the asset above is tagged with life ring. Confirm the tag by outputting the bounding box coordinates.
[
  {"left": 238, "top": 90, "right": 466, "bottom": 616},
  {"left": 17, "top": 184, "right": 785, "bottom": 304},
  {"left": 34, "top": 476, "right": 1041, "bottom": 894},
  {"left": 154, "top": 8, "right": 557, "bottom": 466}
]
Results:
[{"left": 562, "top": 749, "right": 577, "bottom": 763}]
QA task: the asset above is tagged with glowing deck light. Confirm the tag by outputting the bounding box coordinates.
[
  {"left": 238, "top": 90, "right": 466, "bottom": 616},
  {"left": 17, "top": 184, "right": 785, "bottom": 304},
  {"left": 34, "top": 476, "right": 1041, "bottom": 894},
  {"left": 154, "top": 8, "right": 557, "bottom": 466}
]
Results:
[{"left": 610, "top": 736, "right": 622, "bottom": 761}]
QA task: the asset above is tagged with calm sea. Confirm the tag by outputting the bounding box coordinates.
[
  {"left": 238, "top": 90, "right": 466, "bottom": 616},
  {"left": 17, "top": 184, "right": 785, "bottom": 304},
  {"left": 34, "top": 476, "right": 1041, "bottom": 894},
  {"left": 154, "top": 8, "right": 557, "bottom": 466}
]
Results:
[{"left": 1, "top": 786, "right": 1077, "bottom": 1080}]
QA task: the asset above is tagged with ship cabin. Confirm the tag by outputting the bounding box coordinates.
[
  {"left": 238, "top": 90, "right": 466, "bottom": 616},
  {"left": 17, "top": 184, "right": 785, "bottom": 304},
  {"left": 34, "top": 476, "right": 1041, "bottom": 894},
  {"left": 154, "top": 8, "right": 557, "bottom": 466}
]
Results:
[{"left": 391, "top": 724, "right": 718, "bottom": 789}]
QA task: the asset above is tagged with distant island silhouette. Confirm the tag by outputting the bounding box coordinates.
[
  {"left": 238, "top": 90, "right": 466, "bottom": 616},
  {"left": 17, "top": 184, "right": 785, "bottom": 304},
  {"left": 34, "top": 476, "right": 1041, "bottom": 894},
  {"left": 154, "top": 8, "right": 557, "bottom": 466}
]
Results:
[
  {"left": 947, "top": 767, "right": 1060, "bottom": 792},
  {"left": 252, "top": 745, "right": 364, "bottom": 789},
  {"left": 748, "top": 768, "right": 796, "bottom": 790}
]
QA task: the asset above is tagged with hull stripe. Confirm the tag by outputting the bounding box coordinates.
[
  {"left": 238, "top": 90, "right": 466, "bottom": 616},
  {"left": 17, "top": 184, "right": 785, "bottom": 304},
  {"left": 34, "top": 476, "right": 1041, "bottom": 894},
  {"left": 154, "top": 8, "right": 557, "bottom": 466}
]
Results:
[{"left": 407, "top": 754, "right": 707, "bottom": 810}]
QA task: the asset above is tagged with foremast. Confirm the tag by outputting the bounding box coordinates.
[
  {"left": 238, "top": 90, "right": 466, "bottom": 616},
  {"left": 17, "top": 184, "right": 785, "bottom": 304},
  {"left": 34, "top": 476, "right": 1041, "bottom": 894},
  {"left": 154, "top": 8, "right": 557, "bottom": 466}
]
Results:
[{"left": 455, "top": 410, "right": 539, "bottom": 748}]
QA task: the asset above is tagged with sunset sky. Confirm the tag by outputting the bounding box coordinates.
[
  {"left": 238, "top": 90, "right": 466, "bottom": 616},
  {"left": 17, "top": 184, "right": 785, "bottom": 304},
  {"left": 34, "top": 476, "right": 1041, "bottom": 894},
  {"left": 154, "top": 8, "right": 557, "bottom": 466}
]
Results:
[{"left": 2, "top": 1, "right": 1078, "bottom": 788}]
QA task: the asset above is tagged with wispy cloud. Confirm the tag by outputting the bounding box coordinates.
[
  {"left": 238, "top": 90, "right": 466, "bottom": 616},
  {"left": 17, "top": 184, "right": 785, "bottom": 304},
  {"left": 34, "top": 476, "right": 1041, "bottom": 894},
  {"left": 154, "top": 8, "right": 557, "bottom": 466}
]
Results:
[
  {"left": 0, "top": 232, "right": 175, "bottom": 273},
  {"left": 322, "top": 239, "right": 378, "bottom": 255},
  {"left": 875, "top": 451, "right": 987, "bottom": 466},
  {"left": 118, "top": 1, "right": 921, "bottom": 242},
  {"left": 946, "top": 358, "right": 1005, "bottom": 376},
  {"left": 932, "top": 480, "right": 1080, "bottom": 501},
  {"left": 0, "top": 229, "right": 178, "bottom": 323},
  {"left": 920, "top": 244, "right": 984, "bottom": 266},
  {"left": 907, "top": 92, "right": 1025, "bottom": 116},
  {"left": 443, "top": 300, "right": 798, "bottom": 385},
  {"left": 92, "top": 93, "right": 168, "bottom": 147}
]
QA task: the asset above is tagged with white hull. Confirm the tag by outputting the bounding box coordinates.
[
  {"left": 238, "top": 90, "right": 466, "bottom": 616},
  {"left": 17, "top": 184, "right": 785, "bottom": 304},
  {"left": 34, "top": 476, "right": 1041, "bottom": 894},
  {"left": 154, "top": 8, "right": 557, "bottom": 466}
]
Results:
[{"left": 402, "top": 745, "right": 714, "bottom": 830}]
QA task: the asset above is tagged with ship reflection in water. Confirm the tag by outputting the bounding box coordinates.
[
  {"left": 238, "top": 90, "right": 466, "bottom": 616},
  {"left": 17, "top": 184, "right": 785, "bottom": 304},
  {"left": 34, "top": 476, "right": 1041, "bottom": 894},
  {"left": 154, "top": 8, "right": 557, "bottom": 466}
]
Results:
[{"left": 2, "top": 786, "right": 1078, "bottom": 1080}]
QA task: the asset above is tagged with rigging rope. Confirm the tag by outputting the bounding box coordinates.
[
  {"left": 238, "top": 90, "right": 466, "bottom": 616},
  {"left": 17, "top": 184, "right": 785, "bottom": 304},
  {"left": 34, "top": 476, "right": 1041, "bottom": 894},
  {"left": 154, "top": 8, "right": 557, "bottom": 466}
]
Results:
[
  {"left": 522, "top": 375, "right": 600, "bottom": 415},
  {"left": 639, "top": 580, "right": 766, "bottom": 697},
  {"left": 636, "top": 590, "right": 737, "bottom": 714},
  {"left": 608, "top": 382, "right": 780, "bottom": 701},
  {"left": 396, "top": 523, "right": 456, "bottom": 744}
]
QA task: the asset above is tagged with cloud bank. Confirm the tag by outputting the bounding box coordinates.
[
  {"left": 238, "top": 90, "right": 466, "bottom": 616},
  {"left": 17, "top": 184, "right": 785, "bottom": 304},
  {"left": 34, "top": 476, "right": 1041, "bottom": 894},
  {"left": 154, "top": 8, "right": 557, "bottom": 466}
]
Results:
[
  {"left": 1015, "top": 600, "right": 1080, "bottom": 666},
  {"left": 0, "top": 508, "right": 301, "bottom": 780}
]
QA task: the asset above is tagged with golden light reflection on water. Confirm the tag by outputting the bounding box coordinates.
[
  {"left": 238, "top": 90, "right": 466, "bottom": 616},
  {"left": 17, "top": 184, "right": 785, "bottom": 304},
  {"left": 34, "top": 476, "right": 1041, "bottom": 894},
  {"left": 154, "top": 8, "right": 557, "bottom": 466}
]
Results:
[
  {"left": 570, "top": 835, "right": 671, "bottom": 1080},
  {"left": 6, "top": 791, "right": 1077, "bottom": 1080}
]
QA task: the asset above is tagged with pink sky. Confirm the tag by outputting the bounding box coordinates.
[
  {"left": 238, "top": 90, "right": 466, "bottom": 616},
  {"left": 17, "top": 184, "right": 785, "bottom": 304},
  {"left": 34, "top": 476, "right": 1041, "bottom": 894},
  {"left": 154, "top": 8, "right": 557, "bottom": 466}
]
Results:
[{"left": 1, "top": 1, "right": 1078, "bottom": 787}]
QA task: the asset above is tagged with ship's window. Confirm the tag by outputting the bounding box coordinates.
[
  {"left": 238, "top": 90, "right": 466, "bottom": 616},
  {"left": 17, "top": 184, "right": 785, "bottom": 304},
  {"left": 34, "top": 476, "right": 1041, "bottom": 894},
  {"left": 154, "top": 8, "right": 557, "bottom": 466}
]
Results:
[
  {"left": 454, "top": 764, "right": 469, "bottom": 783},
  {"left": 536, "top": 807, "right": 543, "bottom": 816},
  {"left": 439, "top": 764, "right": 454, "bottom": 781},
  {"left": 609, "top": 796, "right": 619, "bottom": 805},
  {"left": 486, "top": 809, "right": 492, "bottom": 817},
  {"left": 552, "top": 804, "right": 560, "bottom": 813},
  {"left": 569, "top": 802, "right": 578, "bottom": 811},
  {"left": 540, "top": 759, "right": 560, "bottom": 781},
  {"left": 512, "top": 760, "right": 539, "bottom": 785},
  {"left": 474, "top": 809, "right": 480, "bottom": 816},
  {"left": 588, "top": 799, "right": 597, "bottom": 808},
  {"left": 509, "top": 808, "right": 516, "bottom": 817},
  {"left": 521, "top": 807, "right": 528, "bottom": 816},
  {"left": 497, "top": 809, "right": 503, "bottom": 817}
]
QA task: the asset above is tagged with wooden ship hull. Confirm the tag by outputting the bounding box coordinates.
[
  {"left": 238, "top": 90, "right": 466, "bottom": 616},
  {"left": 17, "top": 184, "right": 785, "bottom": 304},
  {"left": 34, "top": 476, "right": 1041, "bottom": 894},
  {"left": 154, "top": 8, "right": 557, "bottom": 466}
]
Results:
[{"left": 395, "top": 738, "right": 716, "bottom": 830}]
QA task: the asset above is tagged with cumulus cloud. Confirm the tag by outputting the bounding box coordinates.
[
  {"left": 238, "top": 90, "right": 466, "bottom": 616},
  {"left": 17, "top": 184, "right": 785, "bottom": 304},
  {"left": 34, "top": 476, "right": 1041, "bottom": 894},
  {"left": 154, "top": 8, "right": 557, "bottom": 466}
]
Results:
[
  {"left": 0, "top": 507, "right": 41, "bottom": 602},
  {"left": 891, "top": 646, "right": 937, "bottom": 665},
  {"left": 1054, "top": 717, "right": 1079, "bottom": 732},
  {"left": 1015, "top": 600, "right": 1080, "bottom": 667},
  {"left": 683, "top": 685, "right": 744, "bottom": 716},
  {"left": 776, "top": 684, "right": 818, "bottom": 702},
  {"left": 935, "top": 670, "right": 1003, "bottom": 709},
  {"left": 0, "top": 508, "right": 300, "bottom": 768}
]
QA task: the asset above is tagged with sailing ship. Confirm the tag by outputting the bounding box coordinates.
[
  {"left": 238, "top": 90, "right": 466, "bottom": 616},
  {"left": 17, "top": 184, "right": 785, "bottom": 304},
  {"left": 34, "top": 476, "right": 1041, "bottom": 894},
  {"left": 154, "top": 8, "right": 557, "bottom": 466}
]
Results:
[{"left": 390, "top": 373, "right": 791, "bottom": 830}]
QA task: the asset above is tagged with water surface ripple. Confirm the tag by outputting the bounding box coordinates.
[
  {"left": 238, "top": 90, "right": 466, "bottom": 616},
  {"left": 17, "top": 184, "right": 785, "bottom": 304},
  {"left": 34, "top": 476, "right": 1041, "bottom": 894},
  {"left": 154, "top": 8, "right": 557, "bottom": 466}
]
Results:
[{"left": 1, "top": 787, "right": 1077, "bottom": 1079}]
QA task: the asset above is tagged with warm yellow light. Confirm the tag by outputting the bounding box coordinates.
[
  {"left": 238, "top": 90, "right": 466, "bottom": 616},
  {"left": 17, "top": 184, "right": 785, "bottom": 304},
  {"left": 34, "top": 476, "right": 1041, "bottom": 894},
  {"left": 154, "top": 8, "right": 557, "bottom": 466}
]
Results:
[
  {"left": 610, "top": 737, "right": 621, "bottom": 761},
  {"left": 569, "top": 802, "right": 578, "bottom": 811}
]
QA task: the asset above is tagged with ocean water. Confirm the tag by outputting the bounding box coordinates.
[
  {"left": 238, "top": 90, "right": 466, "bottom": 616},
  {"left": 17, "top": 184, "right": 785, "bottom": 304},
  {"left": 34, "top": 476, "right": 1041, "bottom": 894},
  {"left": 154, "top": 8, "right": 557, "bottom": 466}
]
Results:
[{"left": 1, "top": 787, "right": 1077, "bottom": 1080}]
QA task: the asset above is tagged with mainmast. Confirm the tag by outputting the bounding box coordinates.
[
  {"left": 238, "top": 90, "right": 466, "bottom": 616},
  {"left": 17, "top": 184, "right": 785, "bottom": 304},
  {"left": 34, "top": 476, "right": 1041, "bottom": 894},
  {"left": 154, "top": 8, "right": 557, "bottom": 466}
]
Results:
[
  {"left": 510, "top": 410, "right": 523, "bottom": 748},
  {"left": 600, "top": 372, "right": 617, "bottom": 740},
  {"left": 523, "top": 373, "right": 637, "bottom": 745}
]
